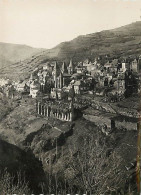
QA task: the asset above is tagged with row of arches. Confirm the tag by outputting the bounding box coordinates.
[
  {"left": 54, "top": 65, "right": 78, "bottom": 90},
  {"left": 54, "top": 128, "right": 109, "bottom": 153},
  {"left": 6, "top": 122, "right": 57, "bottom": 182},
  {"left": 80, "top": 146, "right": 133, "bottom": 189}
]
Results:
[{"left": 36, "top": 102, "right": 73, "bottom": 121}]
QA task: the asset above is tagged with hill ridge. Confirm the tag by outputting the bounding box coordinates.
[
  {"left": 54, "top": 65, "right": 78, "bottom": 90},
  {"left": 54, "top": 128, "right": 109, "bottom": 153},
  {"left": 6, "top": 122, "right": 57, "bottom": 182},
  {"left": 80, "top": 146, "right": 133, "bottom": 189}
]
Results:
[{"left": 1, "top": 21, "right": 141, "bottom": 80}]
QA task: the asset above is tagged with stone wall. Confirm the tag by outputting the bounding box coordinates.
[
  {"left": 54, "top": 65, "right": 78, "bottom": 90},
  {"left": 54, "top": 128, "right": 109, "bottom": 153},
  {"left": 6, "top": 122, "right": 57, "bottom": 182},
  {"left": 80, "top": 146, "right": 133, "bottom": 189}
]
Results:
[
  {"left": 83, "top": 114, "right": 111, "bottom": 128},
  {"left": 114, "top": 120, "right": 137, "bottom": 131},
  {"left": 83, "top": 112, "right": 138, "bottom": 131}
]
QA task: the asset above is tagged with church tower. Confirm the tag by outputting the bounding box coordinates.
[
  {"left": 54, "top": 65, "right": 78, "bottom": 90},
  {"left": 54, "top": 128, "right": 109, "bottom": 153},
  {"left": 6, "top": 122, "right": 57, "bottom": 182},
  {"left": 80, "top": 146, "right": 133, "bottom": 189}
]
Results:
[
  {"left": 61, "top": 62, "right": 67, "bottom": 74},
  {"left": 59, "top": 72, "right": 63, "bottom": 88},
  {"left": 53, "top": 61, "right": 57, "bottom": 88},
  {"left": 68, "top": 59, "right": 74, "bottom": 74}
]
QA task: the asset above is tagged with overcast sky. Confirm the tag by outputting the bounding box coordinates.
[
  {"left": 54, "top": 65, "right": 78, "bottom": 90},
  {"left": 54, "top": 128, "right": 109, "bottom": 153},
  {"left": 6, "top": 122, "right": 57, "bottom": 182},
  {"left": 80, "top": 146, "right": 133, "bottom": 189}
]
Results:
[{"left": 0, "top": 0, "right": 141, "bottom": 49}]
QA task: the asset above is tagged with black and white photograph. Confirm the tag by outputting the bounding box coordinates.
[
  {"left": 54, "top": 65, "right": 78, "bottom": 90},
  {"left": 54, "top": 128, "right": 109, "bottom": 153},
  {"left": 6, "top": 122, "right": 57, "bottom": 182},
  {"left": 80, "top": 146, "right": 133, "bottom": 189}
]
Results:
[{"left": 0, "top": 0, "right": 141, "bottom": 194}]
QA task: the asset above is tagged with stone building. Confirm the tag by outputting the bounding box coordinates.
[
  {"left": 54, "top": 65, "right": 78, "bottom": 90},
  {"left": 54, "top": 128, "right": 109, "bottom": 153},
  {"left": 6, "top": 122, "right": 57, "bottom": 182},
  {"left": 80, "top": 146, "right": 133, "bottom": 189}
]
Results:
[
  {"left": 117, "top": 77, "right": 125, "bottom": 94},
  {"left": 83, "top": 108, "right": 116, "bottom": 130},
  {"left": 3, "top": 85, "right": 17, "bottom": 99},
  {"left": 111, "top": 115, "right": 138, "bottom": 131},
  {"left": 16, "top": 81, "right": 26, "bottom": 92},
  {"left": 51, "top": 63, "right": 64, "bottom": 99},
  {"left": 30, "top": 80, "right": 40, "bottom": 98},
  {"left": 51, "top": 62, "right": 72, "bottom": 99},
  {"left": 73, "top": 80, "right": 81, "bottom": 94},
  {"left": 130, "top": 59, "right": 138, "bottom": 72},
  {"left": 36, "top": 100, "right": 75, "bottom": 122},
  {"left": 50, "top": 88, "right": 67, "bottom": 100}
]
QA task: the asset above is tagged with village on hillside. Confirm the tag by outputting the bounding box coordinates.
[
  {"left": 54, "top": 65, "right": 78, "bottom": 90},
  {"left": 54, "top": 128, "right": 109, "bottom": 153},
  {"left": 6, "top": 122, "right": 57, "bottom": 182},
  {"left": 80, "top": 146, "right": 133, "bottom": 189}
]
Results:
[{"left": 0, "top": 55, "right": 141, "bottom": 134}]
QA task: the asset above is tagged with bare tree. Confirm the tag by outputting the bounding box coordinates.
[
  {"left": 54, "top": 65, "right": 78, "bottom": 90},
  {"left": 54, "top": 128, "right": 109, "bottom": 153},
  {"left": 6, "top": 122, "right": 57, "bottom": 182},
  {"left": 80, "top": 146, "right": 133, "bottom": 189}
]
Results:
[
  {"left": 0, "top": 170, "right": 30, "bottom": 195},
  {"left": 68, "top": 135, "right": 125, "bottom": 195}
]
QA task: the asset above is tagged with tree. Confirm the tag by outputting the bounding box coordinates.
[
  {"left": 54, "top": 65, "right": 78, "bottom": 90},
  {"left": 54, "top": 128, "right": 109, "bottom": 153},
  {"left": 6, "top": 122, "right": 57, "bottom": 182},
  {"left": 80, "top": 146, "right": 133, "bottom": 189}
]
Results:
[
  {"left": 68, "top": 135, "right": 125, "bottom": 195},
  {"left": 0, "top": 170, "right": 30, "bottom": 194}
]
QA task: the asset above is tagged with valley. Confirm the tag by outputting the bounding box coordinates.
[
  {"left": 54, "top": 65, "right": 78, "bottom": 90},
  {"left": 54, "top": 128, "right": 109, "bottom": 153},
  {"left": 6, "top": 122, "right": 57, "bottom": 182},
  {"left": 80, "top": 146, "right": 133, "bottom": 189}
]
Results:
[{"left": 0, "top": 21, "right": 141, "bottom": 194}]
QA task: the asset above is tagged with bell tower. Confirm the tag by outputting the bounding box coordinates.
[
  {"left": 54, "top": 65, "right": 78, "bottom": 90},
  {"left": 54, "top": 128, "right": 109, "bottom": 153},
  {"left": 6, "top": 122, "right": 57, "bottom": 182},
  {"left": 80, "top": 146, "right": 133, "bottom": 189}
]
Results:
[
  {"left": 53, "top": 61, "right": 57, "bottom": 88},
  {"left": 59, "top": 72, "right": 63, "bottom": 88},
  {"left": 68, "top": 59, "right": 74, "bottom": 74},
  {"left": 61, "top": 62, "right": 67, "bottom": 74}
]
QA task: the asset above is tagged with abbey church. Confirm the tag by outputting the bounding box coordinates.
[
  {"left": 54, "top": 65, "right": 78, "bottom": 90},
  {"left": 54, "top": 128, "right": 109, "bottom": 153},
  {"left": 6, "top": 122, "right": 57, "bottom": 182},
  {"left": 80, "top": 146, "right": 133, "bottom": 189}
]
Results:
[{"left": 35, "top": 60, "right": 76, "bottom": 121}]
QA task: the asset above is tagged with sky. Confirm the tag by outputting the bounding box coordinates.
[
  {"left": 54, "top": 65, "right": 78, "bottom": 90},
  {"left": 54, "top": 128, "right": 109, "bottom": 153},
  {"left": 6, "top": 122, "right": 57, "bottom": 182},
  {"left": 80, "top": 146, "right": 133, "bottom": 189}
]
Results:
[{"left": 0, "top": 0, "right": 141, "bottom": 49}]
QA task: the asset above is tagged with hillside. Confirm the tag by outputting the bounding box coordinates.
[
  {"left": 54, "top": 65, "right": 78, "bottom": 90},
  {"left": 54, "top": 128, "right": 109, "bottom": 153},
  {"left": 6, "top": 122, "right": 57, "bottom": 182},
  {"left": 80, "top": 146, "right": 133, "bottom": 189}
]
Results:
[
  {"left": 44, "top": 21, "right": 141, "bottom": 60},
  {"left": 0, "top": 42, "right": 43, "bottom": 69},
  {"left": 0, "top": 138, "right": 46, "bottom": 193},
  {"left": 0, "top": 95, "right": 138, "bottom": 193},
  {"left": 0, "top": 21, "right": 141, "bottom": 80}
]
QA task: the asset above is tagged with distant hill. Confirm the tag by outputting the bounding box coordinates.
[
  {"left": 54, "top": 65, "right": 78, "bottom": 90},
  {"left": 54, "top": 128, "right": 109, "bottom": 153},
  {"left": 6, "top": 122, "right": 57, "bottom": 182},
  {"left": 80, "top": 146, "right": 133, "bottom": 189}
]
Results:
[
  {"left": 0, "top": 42, "right": 44, "bottom": 69},
  {"left": 1, "top": 21, "right": 141, "bottom": 80},
  {"left": 43, "top": 21, "right": 141, "bottom": 61}
]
